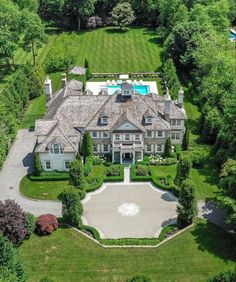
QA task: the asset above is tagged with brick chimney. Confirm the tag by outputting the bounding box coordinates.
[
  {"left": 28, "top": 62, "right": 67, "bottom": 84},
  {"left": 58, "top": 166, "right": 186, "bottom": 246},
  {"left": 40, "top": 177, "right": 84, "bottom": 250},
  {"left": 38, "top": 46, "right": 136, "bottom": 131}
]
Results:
[
  {"left": 178, "top": 87, "right": 184, "bottom": 108},
  {"left": 44, "top": 76, "right": 52, "bottom": 102},
  {"left": 164, "top": 88, "right": 171, "bottom": 121}
]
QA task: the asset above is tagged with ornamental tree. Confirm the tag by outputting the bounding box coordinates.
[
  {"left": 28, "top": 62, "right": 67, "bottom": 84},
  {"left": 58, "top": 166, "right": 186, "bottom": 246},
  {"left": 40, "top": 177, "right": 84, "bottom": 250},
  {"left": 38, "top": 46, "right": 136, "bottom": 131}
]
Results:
[
  {"left": 0, "top": 234, "right": 27, "bottom": 282},
  {"left": 111, "top": 2, "right": 136, "bottom": 30},
  {"left": 62, "top": 189, "right": 83, "bottom": 227},
  {"left": 174, "top": 157, "right": 192, "bottom": 186},
  {"left": 182, "top": 122, "right": 189, "bottom": 150},
  {"left": 81, "top": 132, "right": 93, "bottom": 158},
  {"left": 0, "top": 200, "right": 27, "bottom": 245},
  {"left": 36, "top": 214, "right": 58, "bottom": 235},
  {"left": 34, "top": 152, "right": 43, "bottom": 176},
  {"left": 69, "top": 158, "right": 86, "bottom": 189},
  {"left": 163, "top": 137, "right": 172, "bottom": 158},
  {"left": 177, "top": 180, "right": 197, "bottom": 227}
]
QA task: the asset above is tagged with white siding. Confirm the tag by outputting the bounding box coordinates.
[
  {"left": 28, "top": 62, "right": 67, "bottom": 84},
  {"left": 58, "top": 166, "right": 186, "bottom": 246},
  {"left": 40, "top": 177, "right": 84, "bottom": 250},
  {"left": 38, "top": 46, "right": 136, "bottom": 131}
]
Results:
[{"left": 39, "top": 152, "right": 76, "bottom": 171}]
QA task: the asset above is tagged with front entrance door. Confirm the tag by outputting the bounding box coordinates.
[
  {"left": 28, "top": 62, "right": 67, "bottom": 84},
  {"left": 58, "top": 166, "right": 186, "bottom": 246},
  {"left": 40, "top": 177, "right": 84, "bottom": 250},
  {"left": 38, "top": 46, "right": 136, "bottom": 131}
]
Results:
[{"left": 124, "top": 153, "right": 131, "bottom": 159}]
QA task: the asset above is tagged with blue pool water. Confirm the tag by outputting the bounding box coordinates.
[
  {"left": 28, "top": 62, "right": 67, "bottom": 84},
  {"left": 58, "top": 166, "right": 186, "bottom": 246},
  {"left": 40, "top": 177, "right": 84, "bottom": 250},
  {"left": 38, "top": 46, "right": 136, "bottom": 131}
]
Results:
[
  {"left": 229, "top": 31, "right": 236, "bottom": 40},
  {"left": 104, "top": 84, "right": 150, "bottom": 95}
]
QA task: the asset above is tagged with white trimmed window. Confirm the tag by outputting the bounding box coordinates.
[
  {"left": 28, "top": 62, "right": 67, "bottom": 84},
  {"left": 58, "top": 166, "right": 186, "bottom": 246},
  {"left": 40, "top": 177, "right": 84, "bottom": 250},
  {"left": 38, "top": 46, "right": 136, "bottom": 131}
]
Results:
[
  {"left": 146, "top": 116, "right": 152, "bottom": 124},
  {"left": 157, "top": 131, "right": 163, "bottom": 138},
  {"left": 171, "top": 132, "right": 181, "bottom": 140},
  {"left": 146, "top": 144, "right": 152, "bottom": 152},
  {"left": 64, "top": 161, "right": 70, "bottom": 171},
  {"left": 135, "top": 134, "right": 140, "bottom": 141},
  {"left": 45, "top": 161, "right": 52, "bottom": 171},
  {"left": 124, "top": 90, "right": 130, "bottom": 95},
  {"left": 50, "top": 143, "right": 63, "bottom": 154},
  {"left": 147, "top": 131, "right": 152, "bottom": 138},
  {"left": 157, "top": 144, "right": 162, "bottom": 152},
  {"left": 115, "top": 134, "right": 120, "bottom": 141},
  {"left": 92, "top": 131, "right": 98, "bottom": 138},
  {"left": 93, "top": 144, "right": 98, "bottom": 152},
  {"left": 101, "top": 117, "right": 108, "bottom": 124},
  {"left": 177, "top": 120, "right": 181, "bottom": 126},
  {"left": 103, "top": 144, "right": 108, "bottom": 152},
  {"left": 172, "top": 120, "right": 176, "bottom": 126},
  {"left": 103, "top": 132, "right": 109, "bottom": 138},
  {"left": 125, "top": 134, "right": 130, "bottom": 141}
]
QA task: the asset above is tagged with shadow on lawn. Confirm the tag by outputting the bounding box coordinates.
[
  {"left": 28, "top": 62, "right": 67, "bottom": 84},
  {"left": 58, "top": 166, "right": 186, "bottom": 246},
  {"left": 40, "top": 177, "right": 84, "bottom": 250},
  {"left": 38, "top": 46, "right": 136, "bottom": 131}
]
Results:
[{"left": 191, "top": 221, "right": 236, "bottom": 261}]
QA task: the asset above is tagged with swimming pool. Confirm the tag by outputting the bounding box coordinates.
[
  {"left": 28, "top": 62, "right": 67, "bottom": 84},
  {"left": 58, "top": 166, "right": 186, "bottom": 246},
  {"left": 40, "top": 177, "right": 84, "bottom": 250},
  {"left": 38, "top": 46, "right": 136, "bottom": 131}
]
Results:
[{"left": 104, "top": 84, "right": 150, "bottom": 95}]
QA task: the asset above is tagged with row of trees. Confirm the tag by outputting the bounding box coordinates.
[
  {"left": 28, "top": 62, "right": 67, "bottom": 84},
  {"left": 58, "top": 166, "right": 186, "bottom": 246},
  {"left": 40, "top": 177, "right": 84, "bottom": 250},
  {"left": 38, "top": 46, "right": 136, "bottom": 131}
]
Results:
[{"left": 0, "top": 0, "right": 46, "bottom": 67}]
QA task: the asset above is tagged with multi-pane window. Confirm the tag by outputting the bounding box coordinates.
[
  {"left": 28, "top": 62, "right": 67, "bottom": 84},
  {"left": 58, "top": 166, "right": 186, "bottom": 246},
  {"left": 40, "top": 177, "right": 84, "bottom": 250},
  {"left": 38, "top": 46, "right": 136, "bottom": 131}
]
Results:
[
  {"left": 157, "top": 144, "right": 162, "bottom": 152},
  {"left": 92, "top": 132, "right": 97, "bottom": 138},
  {"left": 115, "top": 134, "right": 120, "bottom": 141},
  {"left": 172, "top": 120, "right": 176, "bottom": 126},
  {"left": 135, "top": 134, "right": 140, "bottom": 141},
  {"left": 124, "top": 90, "right": 130, "bottom": 95},
  {"left": 93, "top": 144, "right": 98, "bottom": 152},
  {"left": 177, "top": 120, "right": 181, "bottom": 126},
  {"left": 64, "top": 161, "right": 70, "bottom": 170},
  {"left": 125, "top": 134, "right": 130, "bottom": 141},
  {"left": 50, "top": 144, "right": 62, "bottom": 154},
  {"left": 146, "top": 116, "right": 152, "bottom": 124},
  {"left": 101, "top": 118, "right": 108, "bottom": 124},
  {"left": 45, "top": 161, "right": 51, "bottom": 170},
  {"left": 103, "top": 145, "right": 108, "bottom": 152},
  {"left": 171, "top": 132, "right": 181, "bottom": 140},
  {"left": 103, "top": 132, "right": 109, "bottom": 138},
  {"left": 157, "top": 131, "right": 163, "bottom": 137},
  {"left": 147, "top": 144, "right": 152, "bottom": 152},
  {"left": 147, "top": 131, "right": 152, "bottom": 138}
]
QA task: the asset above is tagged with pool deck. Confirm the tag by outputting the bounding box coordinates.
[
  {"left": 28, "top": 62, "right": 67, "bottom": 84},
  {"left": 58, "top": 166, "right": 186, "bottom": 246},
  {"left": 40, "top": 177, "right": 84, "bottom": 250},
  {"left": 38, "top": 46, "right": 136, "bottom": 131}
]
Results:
[{"left": 86, "top": 81, "right": 159, "bottom": 95}]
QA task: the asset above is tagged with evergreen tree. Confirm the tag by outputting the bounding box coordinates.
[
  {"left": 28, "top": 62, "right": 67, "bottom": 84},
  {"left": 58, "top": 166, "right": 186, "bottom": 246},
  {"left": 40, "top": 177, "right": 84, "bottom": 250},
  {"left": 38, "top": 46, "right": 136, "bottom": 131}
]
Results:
[
  {"left": 177, "top": 180, "right": 197, "bottom": 227},
  {"left": 84, "top": 58, "right": 89, "bottom": 68},
  {"left": 62, "top": 189, "right": 83, "bottom": 227},
  {"left": 0, "top": 234, "right": 27, "bottom": 281},
  {"left": 69, "top": 159, "right": 86, "bottom": 189},
  {"left": 174, "top": 157, "right": 192, "bottom": 186},
  {"left": 34, "top": 153, "right": 43, "bottom": 176},
  {"left": 163, "top": 137, "right": 172, "bottom": 158},
  {"left": 85, "top": 67, "right": 92, "bottom": 81},
  {"left": 182, "top": 122, "right": 189, "bottom": 150},
  {"left": 81, "top": 132, "right": 93, "bottom": 159}
]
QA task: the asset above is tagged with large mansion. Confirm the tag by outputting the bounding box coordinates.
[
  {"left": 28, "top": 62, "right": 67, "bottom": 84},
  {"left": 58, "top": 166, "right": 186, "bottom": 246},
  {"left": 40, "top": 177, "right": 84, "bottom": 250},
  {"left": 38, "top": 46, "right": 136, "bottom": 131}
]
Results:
[{"left": 35, "top": 77, "right": 187, "bottom": 171}]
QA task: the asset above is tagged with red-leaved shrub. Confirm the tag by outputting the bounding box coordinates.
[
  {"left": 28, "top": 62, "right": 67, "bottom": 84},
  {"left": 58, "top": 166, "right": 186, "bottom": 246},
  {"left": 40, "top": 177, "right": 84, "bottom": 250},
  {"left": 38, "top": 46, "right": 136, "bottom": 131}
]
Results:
[{"left": 36, "top": 214, "right": 58, "bottom": 235}]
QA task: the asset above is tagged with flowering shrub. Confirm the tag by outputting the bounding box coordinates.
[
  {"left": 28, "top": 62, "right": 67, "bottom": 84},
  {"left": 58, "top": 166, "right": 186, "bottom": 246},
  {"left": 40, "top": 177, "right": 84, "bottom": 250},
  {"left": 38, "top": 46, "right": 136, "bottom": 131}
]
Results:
[
  {"left": 136, "top": 165, "right": 150, "bottom": 176},
  {"left": 36, "top": 214, "right": 58, "bottom": 235},
  {"left": 92, "top": 155, "right": 105, "bottom": 165},
  {"left": 148, "top": 155, "right": 177, "bottom": 166},
  {"left": 106, "top": 165, "right": 120, "bottom": 176}
]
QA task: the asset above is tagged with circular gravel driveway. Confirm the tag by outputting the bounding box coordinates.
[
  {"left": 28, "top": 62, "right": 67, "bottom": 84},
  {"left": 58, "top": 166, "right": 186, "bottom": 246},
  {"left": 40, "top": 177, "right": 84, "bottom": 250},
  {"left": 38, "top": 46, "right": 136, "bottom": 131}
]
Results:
[{"left": 82, "top": 183, "right": 178, "bottom": 239}]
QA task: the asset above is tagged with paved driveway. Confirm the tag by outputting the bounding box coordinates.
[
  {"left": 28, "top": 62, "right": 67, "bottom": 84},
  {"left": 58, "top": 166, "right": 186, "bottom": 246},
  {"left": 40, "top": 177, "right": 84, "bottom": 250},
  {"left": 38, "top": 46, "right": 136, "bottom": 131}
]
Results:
[
  {"left": 82, "top": 183, "right": 178, "bottom": 239},
  {"left": 0, "top": 129, "right": 61, "bottom": 216}
]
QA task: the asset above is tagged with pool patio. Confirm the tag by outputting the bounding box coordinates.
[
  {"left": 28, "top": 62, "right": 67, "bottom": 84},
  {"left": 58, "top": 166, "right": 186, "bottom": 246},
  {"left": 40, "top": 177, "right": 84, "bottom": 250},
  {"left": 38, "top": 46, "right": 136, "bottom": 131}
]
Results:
[{"left": 86, "top": 80, "right": 158, "bottom": 95}]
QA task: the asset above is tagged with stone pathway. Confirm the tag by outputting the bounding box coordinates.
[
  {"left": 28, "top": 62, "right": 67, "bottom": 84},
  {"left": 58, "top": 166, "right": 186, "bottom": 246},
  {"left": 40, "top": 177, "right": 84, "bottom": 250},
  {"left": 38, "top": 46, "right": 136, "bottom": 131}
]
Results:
[{"left": 124, "top": 166, "right": 131, "bottom": 183}]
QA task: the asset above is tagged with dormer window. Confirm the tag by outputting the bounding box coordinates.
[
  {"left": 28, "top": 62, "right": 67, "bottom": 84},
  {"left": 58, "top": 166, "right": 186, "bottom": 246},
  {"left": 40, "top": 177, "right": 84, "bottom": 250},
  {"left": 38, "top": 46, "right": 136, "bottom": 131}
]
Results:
[
  {"left": 145, "top": 116, "right": 152, "bottom": 124},
  {"left": 123, "top": 90, "right": 130, "bottom": 95},
  {"left": 101, "top": 117, "right": 108, "bottom": 124},
  {"left": 50, "top": 143, "right": 63, "bottom": 154}
]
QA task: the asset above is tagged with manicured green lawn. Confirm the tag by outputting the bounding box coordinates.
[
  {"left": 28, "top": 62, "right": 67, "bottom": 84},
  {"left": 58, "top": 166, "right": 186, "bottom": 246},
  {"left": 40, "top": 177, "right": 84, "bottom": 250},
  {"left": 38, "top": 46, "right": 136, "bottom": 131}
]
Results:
[
  {"left": 21, "top": 95, "right": 46, "bottom": 128},
  {"left": 19, "top": 220, "right": 235, "bottom": 282},
  {"left": 20, "top": 176, "right": 70, "bottom": 201}
]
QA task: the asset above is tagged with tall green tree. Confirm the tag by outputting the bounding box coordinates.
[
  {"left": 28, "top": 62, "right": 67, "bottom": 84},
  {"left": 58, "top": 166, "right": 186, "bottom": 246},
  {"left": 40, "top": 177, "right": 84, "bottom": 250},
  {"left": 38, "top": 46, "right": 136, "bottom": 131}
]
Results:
[
  {"left": 0, "top": 234, "right": 27, "bottom": 281},
  {"left": 182, "top": 122, "right": 189, "bottom": 150},
  {"left": 174, "top": 157, "right": 192, "bottom": 186},
  {"left": 111, "top": 2, "right": 136, "bottom": 30},
  {"left": 177, "top": 180, "right": 197, "bottom": 227},
  {"left": 81, "top": 132, "right": 93, "bottom": 158},
  {"left": 66, "top": 0, "right": 97, "bottom": 30},
  {"left": 69, "top": 159, "right": 86, "bottom": 189},
  {"left": 12, "top": 0, "right": 39, "bottom": 12},
  {"left": 22, "top": 10, "right": 47, "bottom": 65},
  {"left": 163, "top": 58, "right": 180, "bottom": 98},
  {"left": 163, "top": 137, "right": 172, "bottom": 158}
]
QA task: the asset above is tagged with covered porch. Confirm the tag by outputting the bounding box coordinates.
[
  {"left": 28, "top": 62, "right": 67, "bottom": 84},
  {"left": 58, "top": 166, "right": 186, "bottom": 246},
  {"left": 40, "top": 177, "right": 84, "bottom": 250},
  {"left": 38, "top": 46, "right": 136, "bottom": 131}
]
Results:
[{"left": 112, "top": 143, "right": 143, "bottom": 164}]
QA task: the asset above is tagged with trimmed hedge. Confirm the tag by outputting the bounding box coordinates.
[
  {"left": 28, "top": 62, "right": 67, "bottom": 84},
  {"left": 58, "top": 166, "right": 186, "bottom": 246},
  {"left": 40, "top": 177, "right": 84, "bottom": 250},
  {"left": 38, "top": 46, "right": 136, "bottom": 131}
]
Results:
[
  {"left": 30, "top": 171, "right": 69, "bottom": 181},
  {"left": 104, "top": 165, "right": 124, "bottom": 182},
  {"left": 81, "top": 225, "right": 100, "bottom": 240},
  {"left": 86, "top": 176, "right": 104, "bottom": 192},
  {"left": 130, "top": 165, "right": 151, "bottom": 181},
  {"left": 152, "top": 175, "right": 175, "bottom": 191}
]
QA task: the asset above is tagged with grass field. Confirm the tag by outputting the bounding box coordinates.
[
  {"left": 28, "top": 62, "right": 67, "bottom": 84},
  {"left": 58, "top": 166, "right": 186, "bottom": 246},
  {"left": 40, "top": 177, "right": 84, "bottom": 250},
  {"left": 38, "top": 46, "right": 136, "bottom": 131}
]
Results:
[
  {"left": 20, "top": 176, "right": 70, "bottom": 200},
  {"left": 19, "top": 220, "right": 235, "bottom": 282}
]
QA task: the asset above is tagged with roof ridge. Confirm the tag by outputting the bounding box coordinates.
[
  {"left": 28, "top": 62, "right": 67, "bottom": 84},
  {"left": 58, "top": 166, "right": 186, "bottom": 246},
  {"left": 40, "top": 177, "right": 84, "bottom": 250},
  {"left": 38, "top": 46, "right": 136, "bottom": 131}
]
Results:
[{"left": 84, "top": 94, "right": 114, "bottom": 129}]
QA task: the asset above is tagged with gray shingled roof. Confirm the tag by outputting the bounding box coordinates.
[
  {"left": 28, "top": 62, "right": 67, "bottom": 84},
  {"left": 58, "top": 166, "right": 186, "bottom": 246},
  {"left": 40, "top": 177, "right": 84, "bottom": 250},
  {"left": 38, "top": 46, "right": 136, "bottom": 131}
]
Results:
[{"left": 69, "top": 66, "right": 86, "bottom": 75}]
